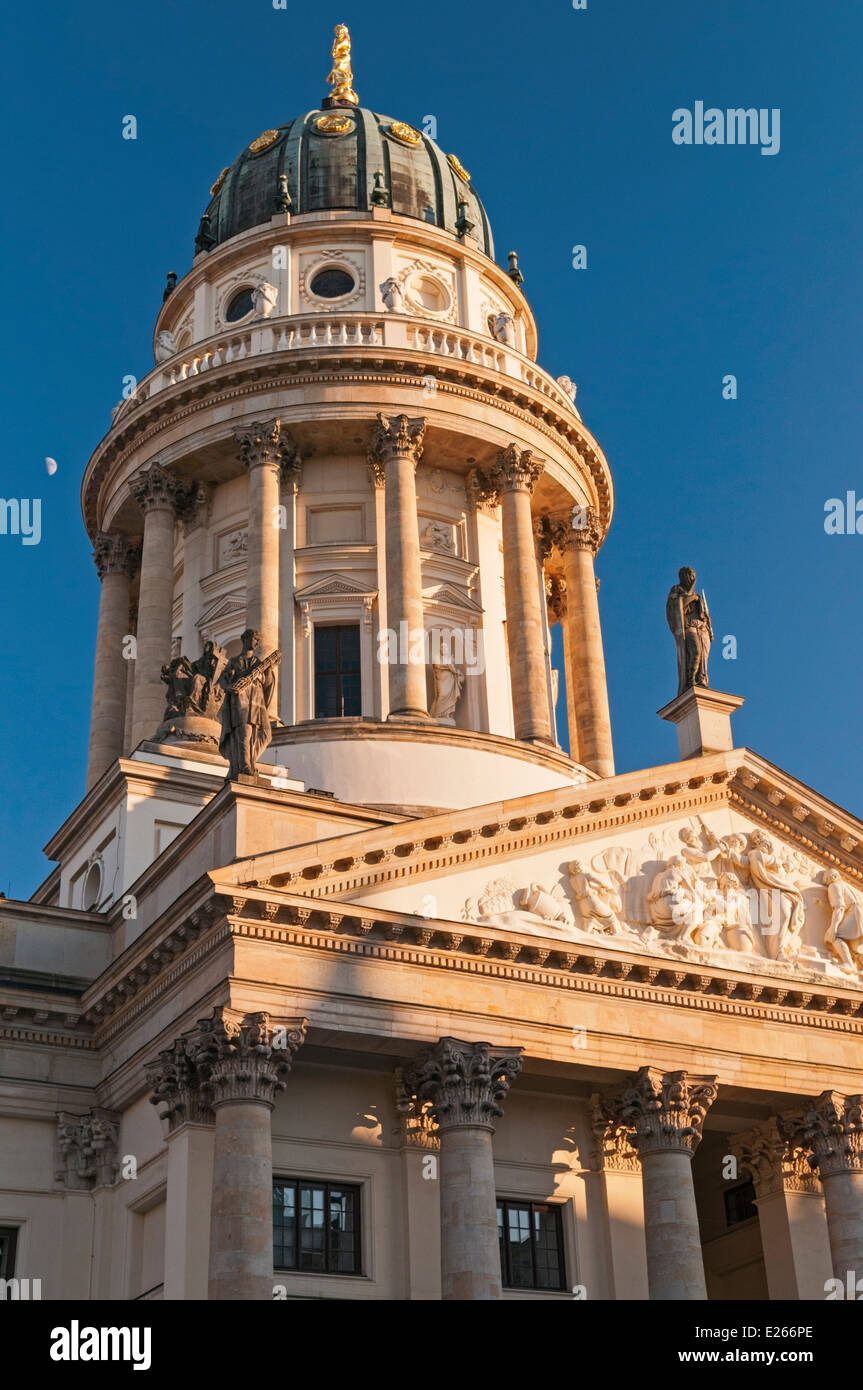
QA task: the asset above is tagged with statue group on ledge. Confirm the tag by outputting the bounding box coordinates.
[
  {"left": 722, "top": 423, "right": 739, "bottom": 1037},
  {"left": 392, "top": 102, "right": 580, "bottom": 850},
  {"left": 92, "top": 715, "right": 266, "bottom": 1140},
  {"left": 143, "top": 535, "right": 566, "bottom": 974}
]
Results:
[{"left": 158, "top": 629, "right": 281, "bottom": 779}]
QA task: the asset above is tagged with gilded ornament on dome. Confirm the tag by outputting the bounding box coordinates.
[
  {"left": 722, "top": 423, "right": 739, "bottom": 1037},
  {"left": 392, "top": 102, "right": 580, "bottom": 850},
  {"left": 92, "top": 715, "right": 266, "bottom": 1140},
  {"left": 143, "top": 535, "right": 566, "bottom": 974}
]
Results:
[
  {"left": 209, "top": 167, "right": 229, "bottom": 197},
  {"left": 316, "top": 112, "right": 354, "bottom": 135},
  {"left": 248, "top": 129, "right": 280, "bottom": 156},
  {"left": 389, "top": 121, "right": 422, "bottom": 146},
  {"left": 326, "top": 23, "right": 359, "bottom": 106},
  {"left": 447, "top": 152, "right": 471, "bottom": 183}
]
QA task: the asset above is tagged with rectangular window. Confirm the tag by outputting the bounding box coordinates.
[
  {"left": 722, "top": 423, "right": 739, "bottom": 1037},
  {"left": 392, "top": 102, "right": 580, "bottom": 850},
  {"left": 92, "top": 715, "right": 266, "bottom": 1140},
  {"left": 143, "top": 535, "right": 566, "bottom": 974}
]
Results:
[
  {"left": 273, "top": 1180, "right": 361, "bottom": 1275},
  {"left": 0, "top": 1227, "right": 18, "bottom": 1284},
  {"left": 497, "top": 1199, "right": 565, "bottom": 1291},
  {"left": 314, "top": 624, "right": 362, "bottom": 718},
  {"left": 724, "top": 1179, "right": 758, "bottom": 1227}
]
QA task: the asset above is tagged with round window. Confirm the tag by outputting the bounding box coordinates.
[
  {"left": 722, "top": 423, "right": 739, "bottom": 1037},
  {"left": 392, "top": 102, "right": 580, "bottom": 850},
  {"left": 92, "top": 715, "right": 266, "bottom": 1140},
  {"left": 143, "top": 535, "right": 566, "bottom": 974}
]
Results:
[
  {"left": 82, "top": 861, "right": 102, "bottom": 910},
  {"left": 225, "top": 288, "right": 254, "bottom": 322},
  {"left": 310, "top": 268, "right": 355, "bottom": 299}
]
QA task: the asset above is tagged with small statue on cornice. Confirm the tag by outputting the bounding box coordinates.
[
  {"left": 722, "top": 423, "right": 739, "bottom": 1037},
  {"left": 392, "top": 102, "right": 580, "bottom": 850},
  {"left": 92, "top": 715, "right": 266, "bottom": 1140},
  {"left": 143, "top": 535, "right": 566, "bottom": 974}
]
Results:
[
  {"left": 380, "top": 277, "right": 403, "bottom": 311},
  {"left": 666, "top": 566, "right": 713, "bottom": 698},
  {"left": 252, "top": 280, "right": 278, "bottom": 319},
  {"left": 491, "top": 312, "right": 516, "bottom": 346},
  {"left": 154, "top": 329, "right": 178, "bottom": 364}
]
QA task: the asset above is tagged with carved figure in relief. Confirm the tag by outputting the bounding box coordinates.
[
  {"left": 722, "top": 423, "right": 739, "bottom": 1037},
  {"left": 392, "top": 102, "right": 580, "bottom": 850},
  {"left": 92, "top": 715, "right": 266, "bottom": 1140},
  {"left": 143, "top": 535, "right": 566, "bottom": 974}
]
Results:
[
  {"left": 647, "top": 856, "right": 703, "bottom": 943},
  {"left": 420, "top": 519, "right": 456, "bottom": 553},
  {"left": 822, "top": 869, "right": 863, "bottom": 972},
  {"left": 380, "top": 277, "right": 403, "bottom": 311},
  {"left": 218, "top": 628, "right": 282, "bottom": 777},
  {"left": 517, "top": 882, "right": 573, "bottom": 926},
  {"left": 726, "top": 829, "right": 805, "bottom": 961},
  {"left": 666, "top": 566, "right": 713, "bottom": 697},
  {"left": 154, "top": 329, "right": 178, "bottom": 364},
  {"left": 252, "top": 280, "right": 278, "bottom": 319},
  {"left": 718, "top": 870, "right": 758, "bottom": 953},
  {"left": 430, "top": 663, "right": 464, "bottom": 722},
  {"left": 568, "top": 861, "right": 623, "bottom": 934}
]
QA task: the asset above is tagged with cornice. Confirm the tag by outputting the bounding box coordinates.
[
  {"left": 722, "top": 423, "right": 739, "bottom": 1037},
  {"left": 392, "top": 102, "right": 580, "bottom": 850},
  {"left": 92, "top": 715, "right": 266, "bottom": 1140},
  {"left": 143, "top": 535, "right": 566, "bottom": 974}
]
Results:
[
  {"left": 213, "top": 748, "right": 863, "bottom": 902},
  {"left": 82, "top": 355, "right": 612, "bottom": 541}
]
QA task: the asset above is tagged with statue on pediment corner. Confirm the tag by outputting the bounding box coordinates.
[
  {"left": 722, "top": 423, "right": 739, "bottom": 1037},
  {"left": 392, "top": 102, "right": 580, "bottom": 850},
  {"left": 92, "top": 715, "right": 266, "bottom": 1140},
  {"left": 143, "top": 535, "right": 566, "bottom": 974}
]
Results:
[
  {"left": 666, "top": 566, "right": 713, "bottom": 698},
  {"left": 218, "top": 628, "right": 282, "bottom": 778}
]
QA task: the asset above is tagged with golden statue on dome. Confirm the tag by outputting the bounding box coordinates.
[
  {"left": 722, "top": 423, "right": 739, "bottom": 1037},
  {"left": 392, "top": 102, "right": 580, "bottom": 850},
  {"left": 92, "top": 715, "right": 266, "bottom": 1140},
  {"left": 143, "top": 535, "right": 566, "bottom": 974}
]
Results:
[{"left": 325, "top": 23, "right": 359, "bottom": 107}]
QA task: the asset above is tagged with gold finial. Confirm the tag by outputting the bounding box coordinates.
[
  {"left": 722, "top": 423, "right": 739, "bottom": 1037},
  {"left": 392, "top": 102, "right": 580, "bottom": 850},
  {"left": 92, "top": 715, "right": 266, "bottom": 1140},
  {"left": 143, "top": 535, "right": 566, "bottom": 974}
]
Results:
[{"left": 325, "top": 23, "right": 359, "bottom": 107}]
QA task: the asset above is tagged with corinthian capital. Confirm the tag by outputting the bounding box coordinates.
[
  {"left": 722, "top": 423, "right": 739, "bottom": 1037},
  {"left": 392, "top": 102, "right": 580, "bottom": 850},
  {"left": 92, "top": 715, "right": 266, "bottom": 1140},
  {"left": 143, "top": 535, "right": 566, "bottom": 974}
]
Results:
[
  {"left": 487, "top": 443, "right": 544, "bottom": 496},
  {"left": 551, "top": 506, "right": 603, "bottom": 556},
  {"left": 604, "top": 1067, "right": 717, "bottom": 1157},
  {"left": 235, "top": 418, "right": 299, "bottom": 478},
  {"left": 368, "top": 413, "right": 426, "bottom": 469},
  {"left": 130, "top": 462, "right": 182, "bottom": 514},
  {"left": 785, "top": 1091, "right": 863, "bottom": 1178},
  {"left": 590, "top": 1094, "right": 639, "bottom": 1172},
  {"left": 730, "top": 1116, "right": 817, "bottom": 1197},
  {"left": 55, "top": 1109, "right": 119, "bottom": 1189},
  {"left": 545, "top": 573, "right": 567, "bottom": 623},
  {"left": 401, "top": 1036, "right": 522, "bottom": 1132},
  {"left": 93, "top": 531, "right": 141, "bottom": 579},
  {"left": 148, "top": 1007, "right": 308, "bottom": 1129}
]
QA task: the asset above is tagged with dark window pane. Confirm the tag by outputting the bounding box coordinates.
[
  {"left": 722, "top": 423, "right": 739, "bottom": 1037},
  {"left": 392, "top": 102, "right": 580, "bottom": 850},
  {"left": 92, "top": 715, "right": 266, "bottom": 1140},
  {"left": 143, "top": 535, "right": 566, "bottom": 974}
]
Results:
[
  {"left": 0, "top": 1228, "right": 18, "bottom": 1280},
  {"left": 310, "top": 268, "right": 355, "bottom": 298},
  {"left": 724, "top": 1179, "right": 758, "bottom": 1227},
  {"left": 273, "top": 1180, "right": 360, "bottom": 1275},
  {"left": 225, "top": 288, "right": 254, "bottom": 321},
  {"left": 314, "top": 625, "right": 362, "bottom": 718},
  {"left": 497, "top": 1199, "right": 564, "bottom": 1291}
]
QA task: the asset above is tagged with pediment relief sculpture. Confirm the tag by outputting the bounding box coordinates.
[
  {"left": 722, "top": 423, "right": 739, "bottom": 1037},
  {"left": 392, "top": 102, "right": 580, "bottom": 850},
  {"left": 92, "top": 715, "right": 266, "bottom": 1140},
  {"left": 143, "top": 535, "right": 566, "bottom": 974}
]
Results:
[{"left": 411, "top": 816, "right": 863, "bottom": 985}]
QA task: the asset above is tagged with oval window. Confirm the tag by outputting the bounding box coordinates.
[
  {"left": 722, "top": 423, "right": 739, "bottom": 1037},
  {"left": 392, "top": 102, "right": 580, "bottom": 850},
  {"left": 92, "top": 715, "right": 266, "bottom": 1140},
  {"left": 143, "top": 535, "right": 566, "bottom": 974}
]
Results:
[
  {"left": 82, "top": 861, "right": 102, "bottom": 910},
  {"left": 410, "top": 275, "right": 447, "bottom": 312},
  {"left": 310, "top": 268, "right": 355, "bottom": 299},
  {"left": 225, "top": 288, "right": 254, "bottom": 322}
]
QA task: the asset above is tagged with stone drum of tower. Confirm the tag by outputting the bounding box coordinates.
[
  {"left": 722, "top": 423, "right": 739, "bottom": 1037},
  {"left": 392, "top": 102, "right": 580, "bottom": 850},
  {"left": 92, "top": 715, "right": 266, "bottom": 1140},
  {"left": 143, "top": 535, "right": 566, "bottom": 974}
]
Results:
[{"left": 81, "top": 26, "right": 615, "bottom": 811}]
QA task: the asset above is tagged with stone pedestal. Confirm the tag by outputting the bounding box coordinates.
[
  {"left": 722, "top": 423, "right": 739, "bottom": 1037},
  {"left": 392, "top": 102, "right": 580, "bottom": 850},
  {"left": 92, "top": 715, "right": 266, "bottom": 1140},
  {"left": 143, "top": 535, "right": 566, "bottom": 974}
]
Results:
[
  {"left": 87, "top": 533, "right": 140, "bottom": 789},
  {"left": 658, "top": 686, "right": 745, "bottom": 761},
  {"left": 369, "top": 414, "right": 429, "bottom": 720},
  {"left": 402, "top": 1036, "right": 522, "bottom": 1300},
  {"left": 600, "top": 1067, "right": 717, "bottom": 1300},
  {"left": 130, "top": 465, "right": 181, "bottom": 749}
]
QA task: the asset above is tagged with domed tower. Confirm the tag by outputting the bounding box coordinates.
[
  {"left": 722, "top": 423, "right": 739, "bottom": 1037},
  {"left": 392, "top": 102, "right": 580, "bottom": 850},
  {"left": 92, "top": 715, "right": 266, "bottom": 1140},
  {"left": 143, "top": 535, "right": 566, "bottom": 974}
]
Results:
[{"left": 83, "top": 24, "right": 615, "bottom": 813}]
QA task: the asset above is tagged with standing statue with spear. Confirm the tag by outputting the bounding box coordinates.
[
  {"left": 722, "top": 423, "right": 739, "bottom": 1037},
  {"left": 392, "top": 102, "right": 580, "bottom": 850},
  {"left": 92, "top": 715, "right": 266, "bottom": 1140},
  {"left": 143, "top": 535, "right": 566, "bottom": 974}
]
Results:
[{"left": 666, "top": 566, "right": 714, "bottom": 697}]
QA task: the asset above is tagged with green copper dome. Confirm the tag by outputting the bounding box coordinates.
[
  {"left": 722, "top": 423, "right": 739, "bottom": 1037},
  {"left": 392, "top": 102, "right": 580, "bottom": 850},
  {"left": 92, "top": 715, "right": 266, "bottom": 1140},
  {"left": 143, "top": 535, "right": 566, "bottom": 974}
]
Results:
[{"left": 197, "top": 108, "right": 494, "bottom": 258}]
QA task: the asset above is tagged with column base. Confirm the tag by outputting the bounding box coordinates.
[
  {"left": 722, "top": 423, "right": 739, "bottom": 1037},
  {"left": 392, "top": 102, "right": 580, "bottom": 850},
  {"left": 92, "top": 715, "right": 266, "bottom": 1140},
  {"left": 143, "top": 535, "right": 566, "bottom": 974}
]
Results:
[{"left": 387, "top": 710, "right": 431, "bottom": 722}]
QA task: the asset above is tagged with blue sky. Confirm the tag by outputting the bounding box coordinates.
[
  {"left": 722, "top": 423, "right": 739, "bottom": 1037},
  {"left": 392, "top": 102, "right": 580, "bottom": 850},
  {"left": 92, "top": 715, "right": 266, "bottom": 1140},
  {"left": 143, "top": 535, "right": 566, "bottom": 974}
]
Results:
[{"left": 1, "top": 0, "right": 861, "bottom": 897}]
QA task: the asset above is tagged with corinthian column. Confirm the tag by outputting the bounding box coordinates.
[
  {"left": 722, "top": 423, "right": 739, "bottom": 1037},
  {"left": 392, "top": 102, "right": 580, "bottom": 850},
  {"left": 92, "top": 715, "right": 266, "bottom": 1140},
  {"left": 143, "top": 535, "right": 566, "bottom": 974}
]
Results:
[
  {"left": 789, "top": 1091, "right": 863, "bottom": 1284},
  {"left": 484, "top": 445, "right": 550, "bottom": 743},
  {"left": 129, "top": 464, "right": 182, "bottom": 749},
  {"left": 369, "top": 414, "right": 428, "bottom": 719},
  {"left": 551, "top": 509, "right": 614, "bottom": 777},
  {"left": 731, "top": 1116, "right": 832, "bottom": 1300},
  {"left": 402, "top": 1036, "right": 522, "bottom": 1300},
  {"left": 150, "top": 1007, "right": 308, "bottom": 1301},
  {"left": 237, "top": 421, "right": 296, "bottom": 719},
  {"left": 87, "top": 533, "right": 140, "bottom": 789},
  {"left": 600, "top": 1067, "right": 717, "bottom": 1300}
]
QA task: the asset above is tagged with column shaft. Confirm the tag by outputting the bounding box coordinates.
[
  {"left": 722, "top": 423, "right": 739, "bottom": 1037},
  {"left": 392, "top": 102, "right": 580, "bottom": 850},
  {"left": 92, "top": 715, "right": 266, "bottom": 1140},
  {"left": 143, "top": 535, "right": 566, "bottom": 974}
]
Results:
[
  {"left": 208, "top": 1101, "right": 274, "bottom": 1301},
  {"left": 640, "top": 1149, "right": 706, "bottom": 1299},
  {"left": 562, "top": 538, "right": 614, "bottom": 777},
  {"left": 246, "top": 460, "right": 281, "bottom": 654},
  {"left": 87, "top": 535, "right": 138, "bottom": 788},
  {"left": 369, "top": 414, "right": 428, "bottom": 719},
  {"left": 500, "top": 487, "right": 552, "bottom": 742},
  {"left": 820, "top": 1169, "right": 863, "bottom": 1283},
  {"left": 129, "top": 468, "right": 181, "bottom": 750},
  {"left": 439, "top": 1126, "right": 500, "bottom": 1299}
]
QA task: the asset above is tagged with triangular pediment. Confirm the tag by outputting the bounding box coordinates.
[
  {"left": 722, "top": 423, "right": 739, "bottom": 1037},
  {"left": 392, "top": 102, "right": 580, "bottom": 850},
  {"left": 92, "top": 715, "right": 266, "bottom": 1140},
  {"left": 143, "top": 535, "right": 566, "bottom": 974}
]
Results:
[
  {"left": 210, "top": 747, "right": 863, "bottom": 996},
  {"left": 422, "top": 582, "right": 484, "bottom": 615},
  {"left": 294, "top": 573, "right": 376, "bottom": 601}
]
